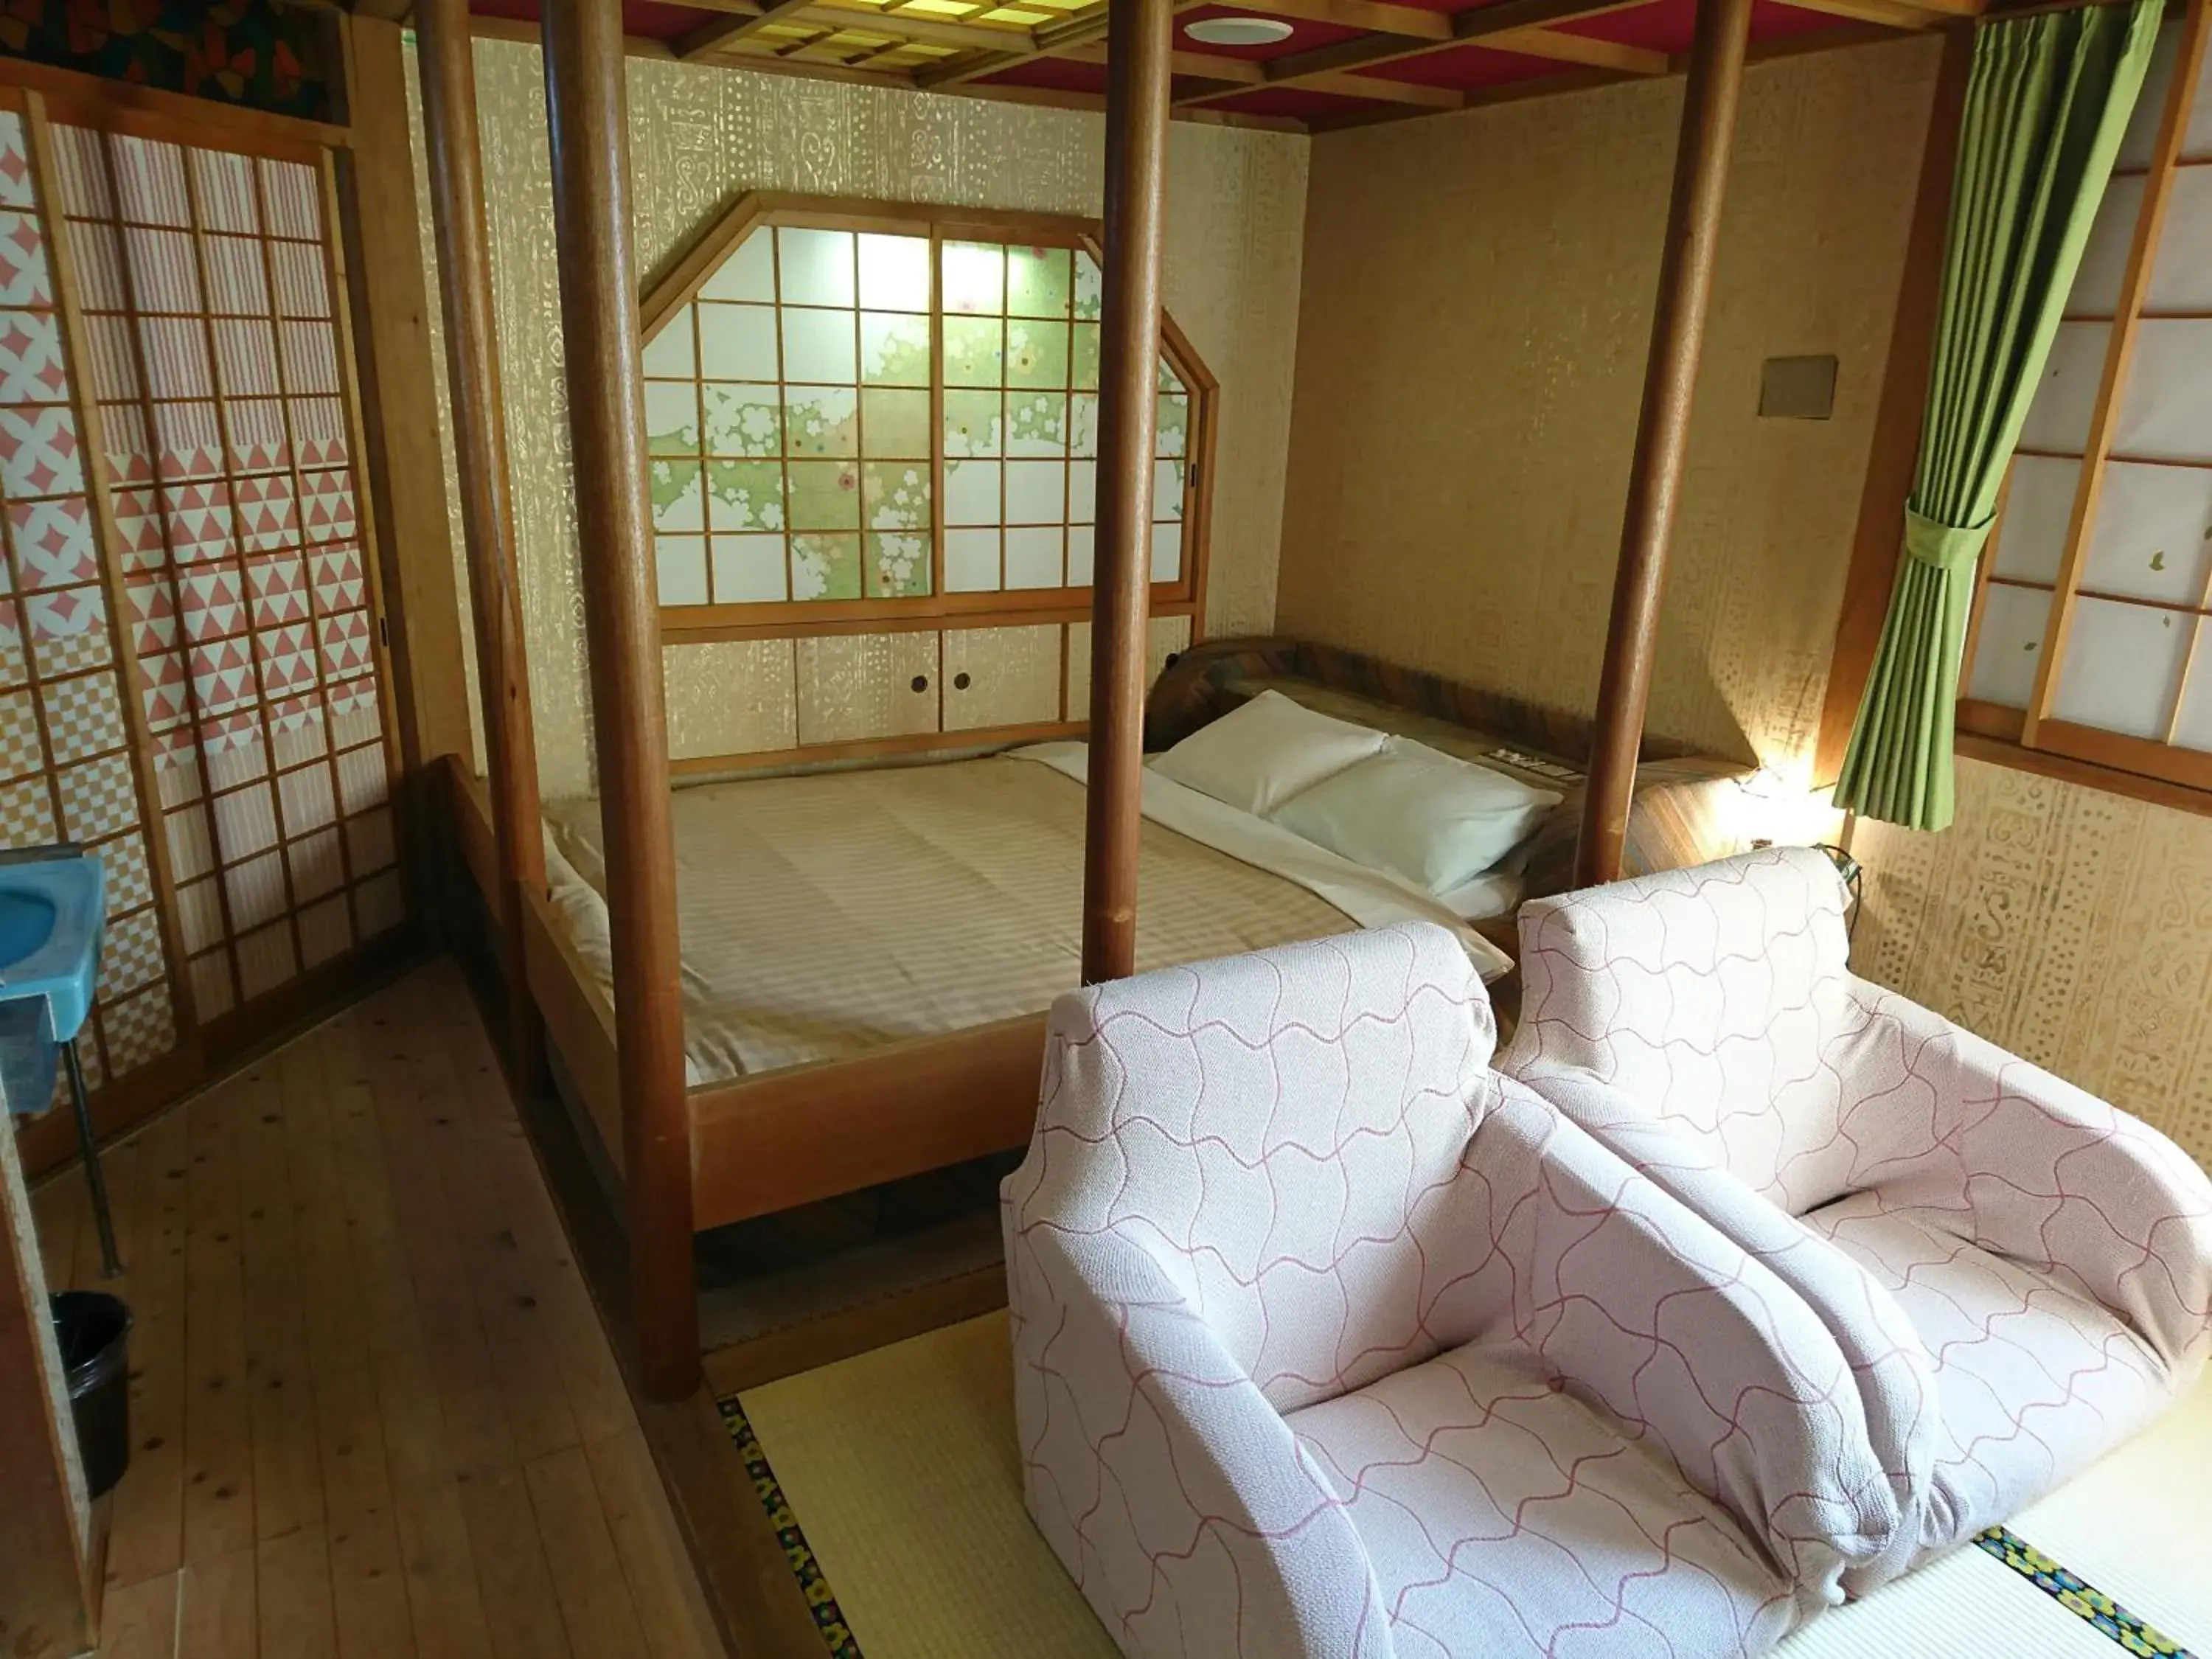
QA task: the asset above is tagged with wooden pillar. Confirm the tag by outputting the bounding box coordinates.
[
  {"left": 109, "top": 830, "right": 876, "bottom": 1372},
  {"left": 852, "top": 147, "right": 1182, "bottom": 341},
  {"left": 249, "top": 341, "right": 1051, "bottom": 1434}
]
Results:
[
  {"left": 1573, "top": 0, "right": 1752, "bottom": 888},
  {"left": 416, "top": 0, "right": 550, "bottom": 1088},
  {"left": 1081, "top": 0, "right": 1173, "bottom": 984},
  {"left": 540, "top": 0, "right": 699, "bottom": 1401}
]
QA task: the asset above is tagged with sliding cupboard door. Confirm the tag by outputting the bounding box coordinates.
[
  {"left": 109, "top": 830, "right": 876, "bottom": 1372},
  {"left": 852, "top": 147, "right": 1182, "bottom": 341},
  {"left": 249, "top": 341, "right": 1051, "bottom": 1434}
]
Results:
[
  {"left": 46, "top": 117, "right": 403, "bottom": 1029},
  {"left": 0, "top": 104, "right": 181, "bottom": 1093}
]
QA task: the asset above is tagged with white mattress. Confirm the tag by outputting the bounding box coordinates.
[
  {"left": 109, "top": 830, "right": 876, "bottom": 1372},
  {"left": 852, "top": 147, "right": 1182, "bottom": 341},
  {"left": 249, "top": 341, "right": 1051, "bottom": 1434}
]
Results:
[{"left": 541, "top": 747, "right": 1512, "bottom": 1087}]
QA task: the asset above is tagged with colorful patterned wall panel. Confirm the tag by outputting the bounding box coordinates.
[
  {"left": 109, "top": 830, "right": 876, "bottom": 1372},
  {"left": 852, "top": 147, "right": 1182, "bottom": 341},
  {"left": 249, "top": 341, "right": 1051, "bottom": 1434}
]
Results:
[
  {"left": 0, "top": 106, "right": 176, "bottom": 1088},
  {"left": 0, "top": 1, "right": 335, "bottom": 122},
  {"left": 49, "top": 119, "right": 400, "bottom": 1024}
]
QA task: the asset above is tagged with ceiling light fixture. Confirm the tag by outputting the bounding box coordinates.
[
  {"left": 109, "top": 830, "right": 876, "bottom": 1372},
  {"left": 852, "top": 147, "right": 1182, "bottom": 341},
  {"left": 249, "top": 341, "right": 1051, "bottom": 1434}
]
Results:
[{"left": 1184, "top": 15, "right": 1295, "bottom": 46}]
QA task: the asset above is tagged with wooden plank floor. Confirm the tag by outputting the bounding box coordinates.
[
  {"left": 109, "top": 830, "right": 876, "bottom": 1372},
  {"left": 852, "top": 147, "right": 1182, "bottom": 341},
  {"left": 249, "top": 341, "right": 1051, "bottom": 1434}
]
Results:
[{"left": 32, "top": 960, "right": 723, "bottom": 1659}]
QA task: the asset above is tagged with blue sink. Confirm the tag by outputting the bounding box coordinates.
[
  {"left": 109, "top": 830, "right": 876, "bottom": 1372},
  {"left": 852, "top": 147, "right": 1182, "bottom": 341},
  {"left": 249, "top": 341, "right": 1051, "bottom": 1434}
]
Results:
[{"left": 0, "top": 851, "right": 103, "bottom": 1047}]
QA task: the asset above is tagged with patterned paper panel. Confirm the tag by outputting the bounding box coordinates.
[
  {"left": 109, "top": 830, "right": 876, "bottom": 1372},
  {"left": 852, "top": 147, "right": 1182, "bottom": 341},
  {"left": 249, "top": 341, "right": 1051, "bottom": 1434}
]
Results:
[
  {"left": 59, "top": 753, "right": 139, "bottom": 841},
  {"left": 345, "top": 805, "right": 394, "bottom": 876},
  {"left": 97, "top": 831, "right": 153, "bottom": 913},
  {"left": 99, "top": 908, "right": 164, "bottom": 1001},
  {"left": 100, "top": 984, "right": 174, "bottom": 1077},
  {"left": 55, "top": 119, "right": 402, "bottom": 1032},
  {"left": 0, "top": 775, "right": 52, "bottom": 847},
  {"left": 0, "top": 686, "right": 41, "bottom": 777}
]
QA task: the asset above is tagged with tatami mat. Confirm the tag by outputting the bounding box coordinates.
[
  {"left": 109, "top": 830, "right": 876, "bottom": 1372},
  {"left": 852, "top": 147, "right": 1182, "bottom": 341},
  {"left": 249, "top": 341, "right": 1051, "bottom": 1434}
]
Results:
[{"left": 734, "top": 1312, "right": 2208, "bottom": 1658}]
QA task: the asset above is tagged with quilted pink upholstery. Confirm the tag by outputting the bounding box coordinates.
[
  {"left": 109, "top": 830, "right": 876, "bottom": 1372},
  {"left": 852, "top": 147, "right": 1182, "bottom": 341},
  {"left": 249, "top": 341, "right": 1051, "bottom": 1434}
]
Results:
[
  {"left": 1506, "top": 846, "right": 2212, "bottom": 1582},
  {"left": 1004, "top": 922, "right": 1902, "bottom": 1657}
]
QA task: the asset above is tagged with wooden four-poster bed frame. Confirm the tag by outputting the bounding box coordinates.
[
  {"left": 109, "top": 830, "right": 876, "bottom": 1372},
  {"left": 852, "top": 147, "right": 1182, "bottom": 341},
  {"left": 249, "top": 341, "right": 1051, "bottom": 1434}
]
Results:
[{"left": 417, "top": 0, "right": 1758, "bottom": 1402}]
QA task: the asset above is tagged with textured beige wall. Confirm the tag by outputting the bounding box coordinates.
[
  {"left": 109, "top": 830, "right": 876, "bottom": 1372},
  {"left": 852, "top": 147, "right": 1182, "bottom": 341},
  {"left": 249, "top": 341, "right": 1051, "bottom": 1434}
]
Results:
[
  {"left": 411, "top": 41, "right": 1310, "bottom": 799},
  {"left": 1276, "top": 35, "right": 1941, "bottom": 783},
  {"left": 1853, "top": 762, "right": 2212, "bottom": 1166}
]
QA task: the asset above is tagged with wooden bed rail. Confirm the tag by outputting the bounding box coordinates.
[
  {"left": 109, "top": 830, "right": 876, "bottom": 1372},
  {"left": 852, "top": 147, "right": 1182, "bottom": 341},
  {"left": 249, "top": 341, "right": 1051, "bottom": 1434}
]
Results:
[{"left": 541, "top": 0, "right": 700, "bottom": 1402}]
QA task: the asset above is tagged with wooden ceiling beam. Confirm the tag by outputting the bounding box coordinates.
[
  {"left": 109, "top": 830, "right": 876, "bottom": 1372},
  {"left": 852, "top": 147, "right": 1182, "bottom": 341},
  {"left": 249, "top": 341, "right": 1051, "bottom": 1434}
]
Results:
[
  {"left": 1177, "top": 0, "right": 1652, "bottom": 107},
  {"left": 1061, "top": 41, "right": 1269, "bottom": 81},
  {"left": 1776, "top": 0, "right": 1972, "bottom": 27},
  {"left": 678, "top": 0, "right": 819, "bottom": 58}
]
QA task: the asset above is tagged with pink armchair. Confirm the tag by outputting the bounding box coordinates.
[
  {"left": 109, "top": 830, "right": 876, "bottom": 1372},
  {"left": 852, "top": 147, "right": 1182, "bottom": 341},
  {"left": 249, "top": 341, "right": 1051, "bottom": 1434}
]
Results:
[
  {"left": 1504, "top": 846, "right": 2212, "bottom": 1587},
  {"left": 1004, "top": 922, "right": 1903, "bottom": 1658}
]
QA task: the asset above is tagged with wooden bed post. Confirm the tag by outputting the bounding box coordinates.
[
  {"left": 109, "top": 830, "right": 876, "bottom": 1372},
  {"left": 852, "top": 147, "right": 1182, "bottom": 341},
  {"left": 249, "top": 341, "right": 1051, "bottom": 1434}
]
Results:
[
  {"left": 1082, "top": 0, "right": 1174, "bottom": 984},
  {"left": 416, "top": 0, "right": 549, "bottom": 1091},
  {"left": 1574, "top": 0, "right": 1752, "bottom": 888},
  {"left": 540, "top": 0, "right": 700, "bottom": 1400}
]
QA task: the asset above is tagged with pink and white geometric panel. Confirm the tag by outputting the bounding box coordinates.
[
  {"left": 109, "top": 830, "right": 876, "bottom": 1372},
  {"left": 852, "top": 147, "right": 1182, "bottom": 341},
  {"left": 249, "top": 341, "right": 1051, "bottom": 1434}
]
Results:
[
  {"left": 150, "top": 728, "right": 202, "bottom": 808},
  {"left": 0, "top": 212, "right": 51, "bottom": 307},
  {"left": 187, "top": 635, "right": 254, "bottom": 717},
  {"left": 150, "top": 400, "right": 222, "bottom": 480},
  {"left": 309, "top": 543, "right": 363, "bottom": 611},
  {"left": 10, "top": 496, "right": 97, "bottom": 587},
  {"left": 126, "top": 571, "right": 178, "bottom": 655},
  {"left": 26, "top": 584, "right": 110, "bottom": 676},
  {"left": 179, "top": 566, "right": 246, "bottom": 642},
  {"left": 289, "top": 396, "right": 346, "bottom": 467},
  {"left": 298, "top": 468, "right": 352, "bottom": 544},
  {"left": 162, "top": 479, "right": 233, "bottom": 561},
  {"left": 139, "top": 650, "right": 190, "bottom": 731},
  {"left": 0, "top": 113, "right": 34, "bottom": 210},
  {"left": 98, "top": 400, "right": 155, "bottom": 486},
  {"left": 198, "top": 712, "right": 265, "bottom": 793},
  {"left": 0, "top": 310, "right": 67, "bottom": 403},
  {"left": 235, "top": 472, "right": 297, "bottom": 549},
  {"left": 246, "top": 551, "right": 308, "bottom": 627},
  {"left": 227, "top": 397, "right": 288, "bottom": 473},
  {"left": 213, "top": 317, "right": 280, "bottom": 398},
  {"left": 256, "top": 621, "right": 319, "bottom": 698},
  {"left": 317, "top": 609, "right": 371, "bottom": 681},
  {"left": 111, "top": 485, "right": 165, "bottom": 568},
  {"left": 0, "top": 405, "right": 83, "bottom": 497},
  {"left": 329, "top": 678, "right": 380, "bottom": 751}
]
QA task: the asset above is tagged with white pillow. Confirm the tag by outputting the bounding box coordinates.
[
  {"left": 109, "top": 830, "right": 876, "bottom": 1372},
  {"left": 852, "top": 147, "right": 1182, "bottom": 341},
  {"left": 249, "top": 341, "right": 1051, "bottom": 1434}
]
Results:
[
  {"left": 1270, "top": 737, "right": 1561, "bottom": 895},
  {"left": 1149, "top": 689, "right": 1386, "bottom": 817}
]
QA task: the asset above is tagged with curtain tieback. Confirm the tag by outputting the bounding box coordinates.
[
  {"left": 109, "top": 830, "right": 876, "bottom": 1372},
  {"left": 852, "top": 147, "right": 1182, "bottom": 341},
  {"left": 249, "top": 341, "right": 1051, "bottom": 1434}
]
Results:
[{"left": 1902, "top": 507, "right": 1993, "bottom": 572}]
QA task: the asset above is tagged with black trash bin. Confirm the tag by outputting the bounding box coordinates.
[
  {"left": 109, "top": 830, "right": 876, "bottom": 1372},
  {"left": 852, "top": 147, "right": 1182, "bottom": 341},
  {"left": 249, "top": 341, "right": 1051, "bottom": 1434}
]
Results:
[{"left": 50, "top": 1290, "right": 131, "bottom": 1498}]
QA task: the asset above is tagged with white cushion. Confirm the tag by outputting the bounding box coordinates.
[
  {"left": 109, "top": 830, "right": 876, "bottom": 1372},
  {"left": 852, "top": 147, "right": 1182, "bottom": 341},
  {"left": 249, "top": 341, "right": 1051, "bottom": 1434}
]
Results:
[
  {"left": 1148, "top": 689, "right": 1385, "bottom": 817},
  {"left": 1272, "top": 737, "right": 1560, "bottom": 895}
]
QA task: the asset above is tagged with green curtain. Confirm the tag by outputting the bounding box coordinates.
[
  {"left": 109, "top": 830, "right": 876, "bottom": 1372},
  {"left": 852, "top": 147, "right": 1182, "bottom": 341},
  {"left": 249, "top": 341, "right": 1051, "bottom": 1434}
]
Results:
[{"left": 1832, "top": 0, "right": 2160, "bottom": 830}]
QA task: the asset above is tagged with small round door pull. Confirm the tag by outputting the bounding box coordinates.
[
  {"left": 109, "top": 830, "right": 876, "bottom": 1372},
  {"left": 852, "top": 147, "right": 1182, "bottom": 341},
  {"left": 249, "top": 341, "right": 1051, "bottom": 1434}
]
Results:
[
  {"left": 953, "top": 672, "right": 973, "bottom": 690},
  {"left": 911, "top": 674, "right": 930, "bottom": 692}
]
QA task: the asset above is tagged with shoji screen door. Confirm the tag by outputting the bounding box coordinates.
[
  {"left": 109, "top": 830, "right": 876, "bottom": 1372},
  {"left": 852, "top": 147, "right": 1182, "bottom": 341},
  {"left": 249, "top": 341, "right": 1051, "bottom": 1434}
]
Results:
[
  {"left": 33, "top": 107, "right": 404, "bottom": 1035},
  {"left": 0, "top": 99, "right": 181, "bottom": 1094}
]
